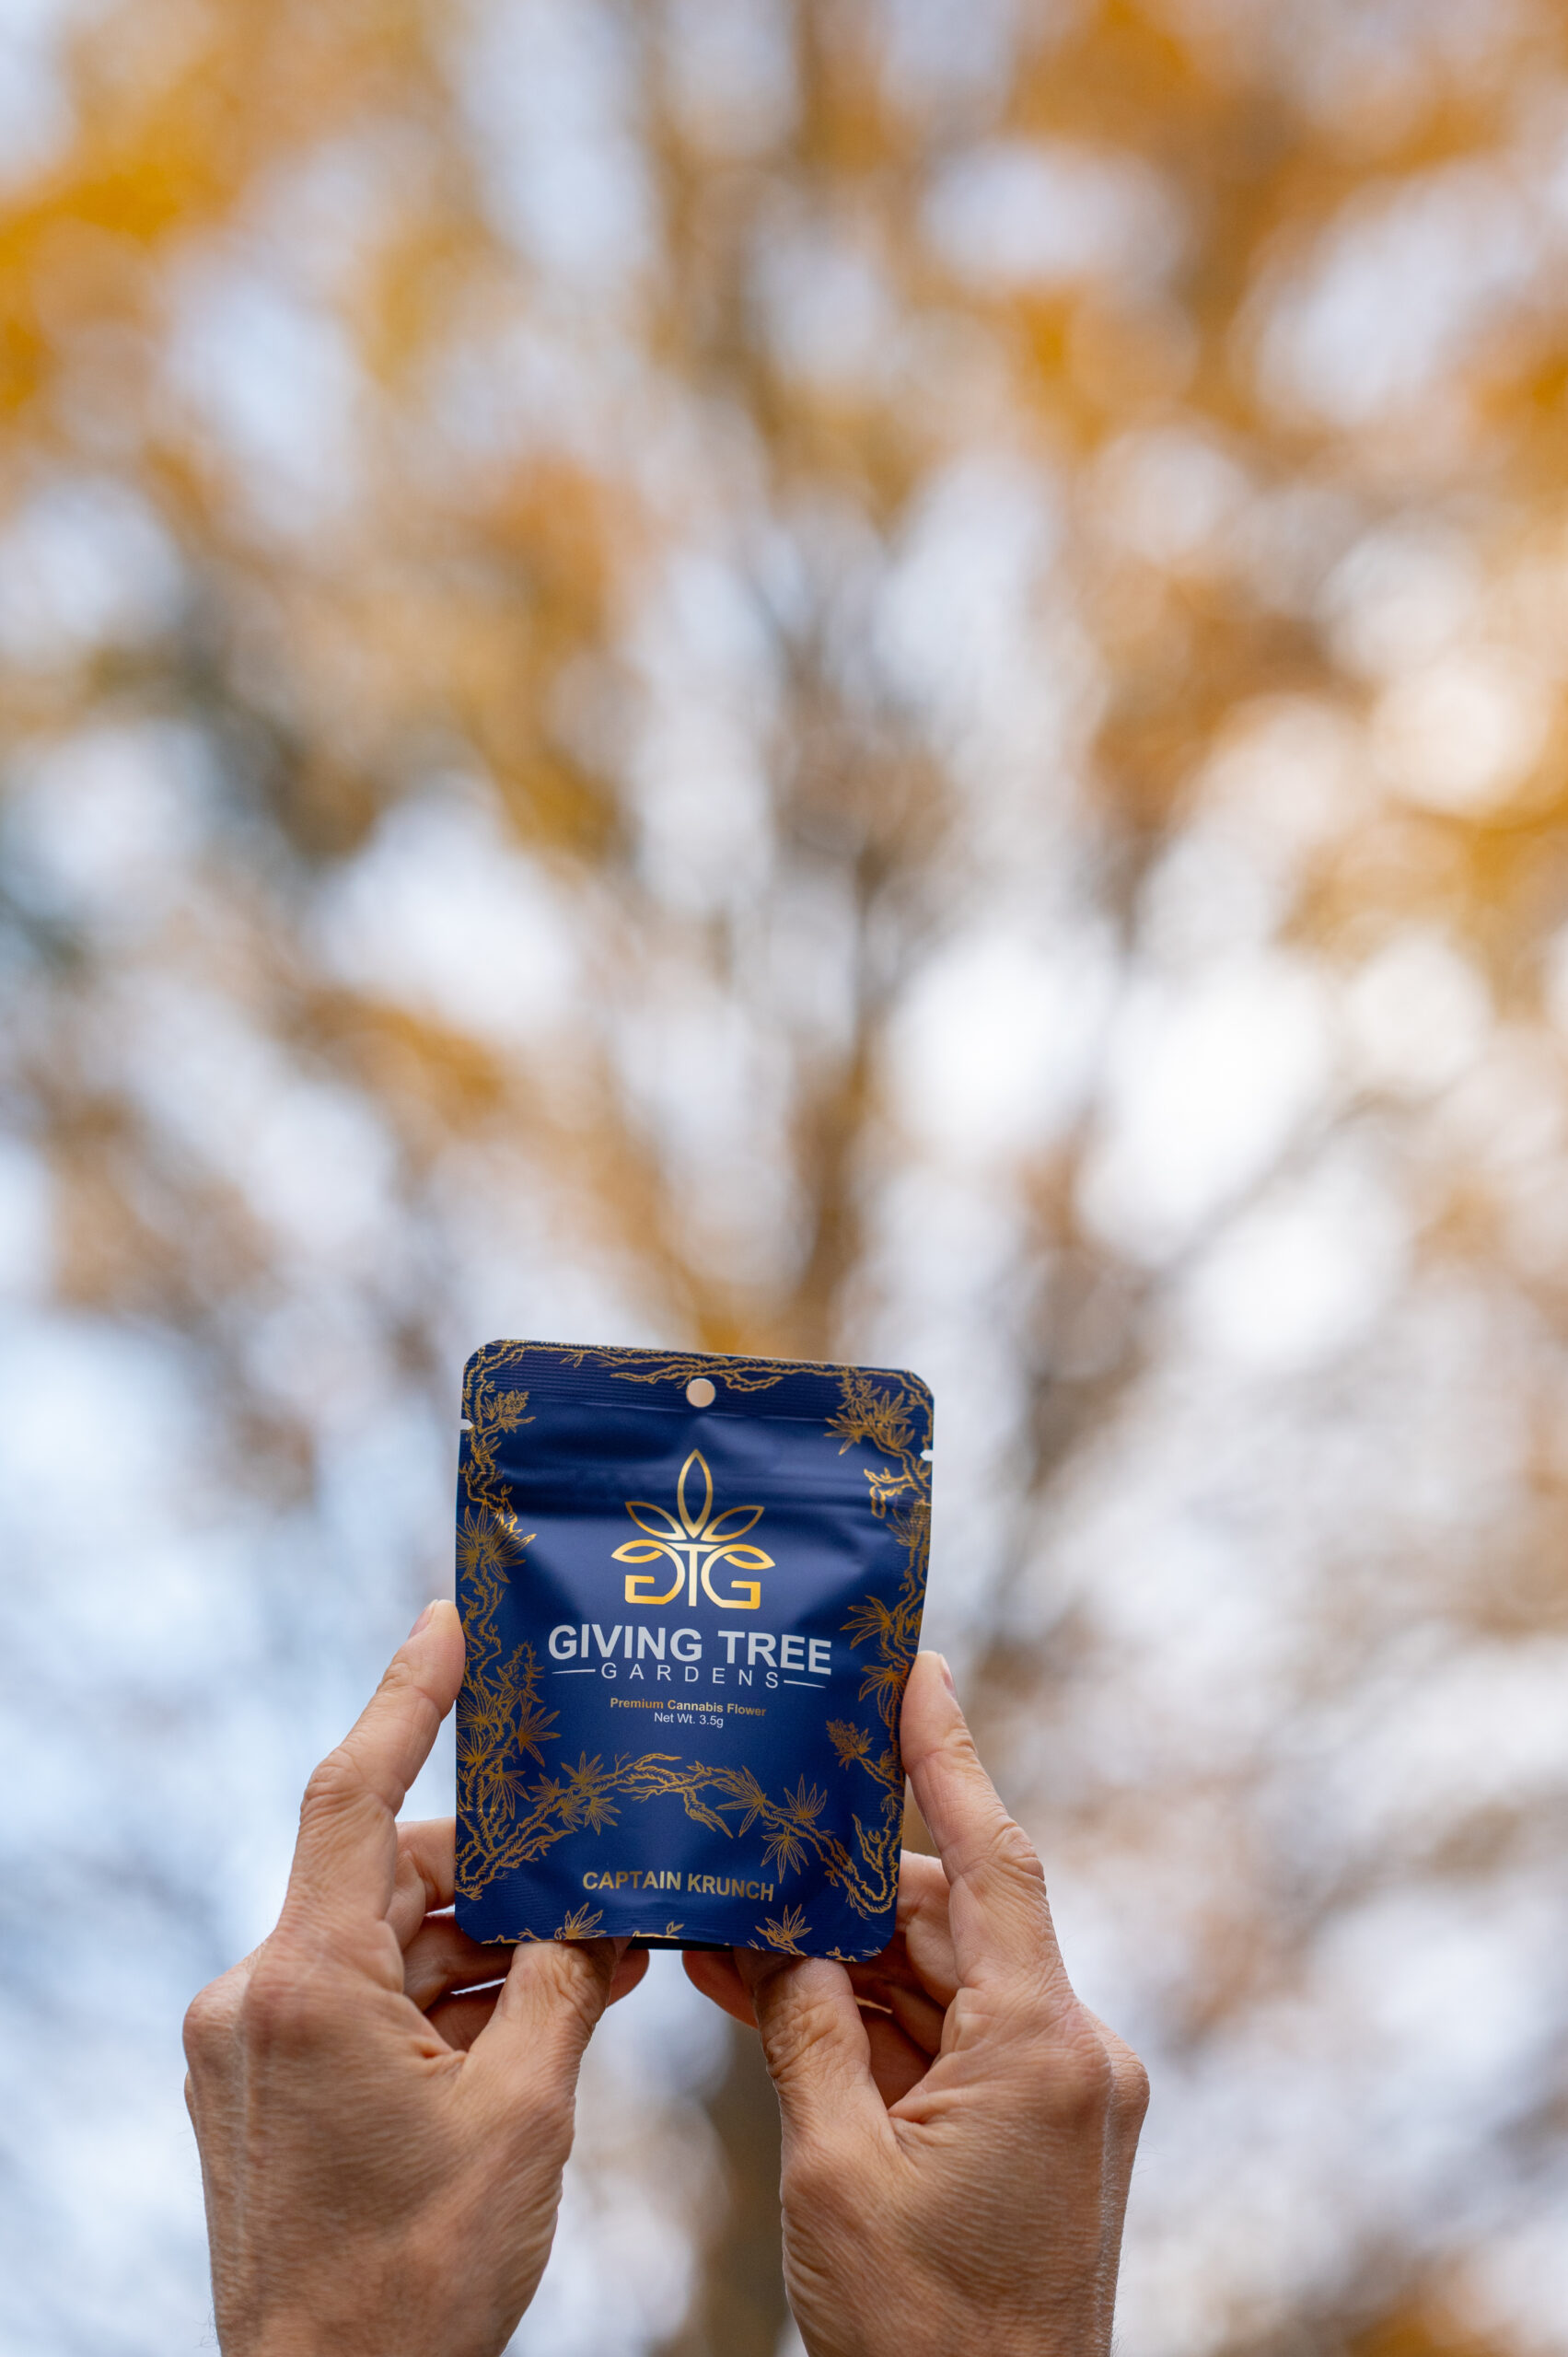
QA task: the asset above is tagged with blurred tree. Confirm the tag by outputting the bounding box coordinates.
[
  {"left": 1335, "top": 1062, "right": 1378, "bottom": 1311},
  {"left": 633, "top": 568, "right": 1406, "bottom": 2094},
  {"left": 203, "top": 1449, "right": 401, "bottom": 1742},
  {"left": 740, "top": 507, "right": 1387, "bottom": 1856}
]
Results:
[{"left": 4, "top": 2, "right": 1568, "bottom": 2353}]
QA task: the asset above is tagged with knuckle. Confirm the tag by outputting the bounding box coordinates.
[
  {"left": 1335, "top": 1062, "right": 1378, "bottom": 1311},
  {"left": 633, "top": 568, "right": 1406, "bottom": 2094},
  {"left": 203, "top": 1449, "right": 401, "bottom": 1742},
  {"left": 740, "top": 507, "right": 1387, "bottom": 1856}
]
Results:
[
  {"left": 508, "top": 1939, "right": 611, "bottom": 2049},
  {"left": 761, "top": 1989, "right": 849, "bottom": 2085},
  {"left": 934, "top": 1714, "right": 986, "bottom": 1782},
  {"left": 377, "top": 1655, "right": 421, "bottom": 1707},
  {"left": 299, "top": 1747, "right": 364, "bottom": 1825},
  {"left": 238, "top": 1950, "right": 329, "bottom": 2050},
  {"left": 1111, "top": 2039, "right": 1151, "bottom": 2126},
  {"left": 1033, "top": 2006, "right": 1115, "bottom": 2128},
  {"left": 547, "top": 1952, "right": 611, "bottom": 2041},
  {"left": 181, "top": 1978, "right": 238, "bottom": 2071},
  {"left": 985, "top": 1815, "right": 1046, "bottom": 1891}
]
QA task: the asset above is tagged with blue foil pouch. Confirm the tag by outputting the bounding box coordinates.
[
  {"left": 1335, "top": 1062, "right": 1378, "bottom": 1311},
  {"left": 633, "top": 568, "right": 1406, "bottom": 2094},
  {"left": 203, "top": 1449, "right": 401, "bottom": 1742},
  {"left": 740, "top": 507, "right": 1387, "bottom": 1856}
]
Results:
[{"left": 455, "top": 1341, "right": 932, "bottom": 1960}]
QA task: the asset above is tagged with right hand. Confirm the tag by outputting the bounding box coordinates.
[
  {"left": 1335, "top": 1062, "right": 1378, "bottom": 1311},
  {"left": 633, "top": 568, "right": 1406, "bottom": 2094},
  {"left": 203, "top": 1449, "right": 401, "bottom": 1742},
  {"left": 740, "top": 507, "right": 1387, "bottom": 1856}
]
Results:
[{"left": 684, "top": 1652, "right": 1147, "bottom": 2357}]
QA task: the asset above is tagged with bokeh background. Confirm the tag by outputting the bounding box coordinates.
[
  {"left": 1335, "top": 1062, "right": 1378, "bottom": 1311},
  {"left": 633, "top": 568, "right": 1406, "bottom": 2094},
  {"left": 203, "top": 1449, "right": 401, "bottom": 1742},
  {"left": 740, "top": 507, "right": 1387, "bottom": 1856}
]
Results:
[{"left": 5, "top": 0, "right": 1568, "bottom": 2351}]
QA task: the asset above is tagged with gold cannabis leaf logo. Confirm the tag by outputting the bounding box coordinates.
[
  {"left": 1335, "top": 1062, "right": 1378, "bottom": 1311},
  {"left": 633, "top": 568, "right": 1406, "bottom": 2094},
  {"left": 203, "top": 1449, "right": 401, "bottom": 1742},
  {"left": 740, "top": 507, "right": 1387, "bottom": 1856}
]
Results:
[
  {"left": 759, "top": 1903, "right": 810, "bottom": 1952},
  {"left": 613, "top": 1449, "right": 773, "bottom": 1610}
]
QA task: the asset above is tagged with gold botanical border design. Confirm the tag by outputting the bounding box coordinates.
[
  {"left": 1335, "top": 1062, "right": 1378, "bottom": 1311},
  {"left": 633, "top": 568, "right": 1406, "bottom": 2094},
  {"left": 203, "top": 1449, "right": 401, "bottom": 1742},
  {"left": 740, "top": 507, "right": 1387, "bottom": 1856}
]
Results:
[
  {"left": 456, "top": 1341, "right": 932, "bottom": 1936},
  {"left": 460, "top": 1344, "right": 536, "bottom": 1557},
  {"left": 556, "top": 1344, "right": 793, "bottom": 1393},
  {"left": 467, "top": 1335, "right": 926, "bottom": 1399}
]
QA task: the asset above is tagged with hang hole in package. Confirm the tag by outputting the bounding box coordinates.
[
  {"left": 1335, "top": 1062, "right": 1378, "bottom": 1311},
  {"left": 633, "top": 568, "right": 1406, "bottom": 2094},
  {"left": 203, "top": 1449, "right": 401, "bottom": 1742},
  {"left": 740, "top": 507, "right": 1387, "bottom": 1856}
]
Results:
[{"left": 455, "top": 1341, "right": 933, "bottom": 1959}]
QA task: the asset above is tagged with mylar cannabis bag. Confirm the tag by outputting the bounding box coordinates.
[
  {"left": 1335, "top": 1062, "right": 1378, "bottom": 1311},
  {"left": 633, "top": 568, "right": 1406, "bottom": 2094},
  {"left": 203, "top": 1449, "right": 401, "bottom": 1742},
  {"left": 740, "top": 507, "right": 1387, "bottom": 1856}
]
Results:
[{"left": 455, "top": 1341, "right": 932, "bottom": 1960}]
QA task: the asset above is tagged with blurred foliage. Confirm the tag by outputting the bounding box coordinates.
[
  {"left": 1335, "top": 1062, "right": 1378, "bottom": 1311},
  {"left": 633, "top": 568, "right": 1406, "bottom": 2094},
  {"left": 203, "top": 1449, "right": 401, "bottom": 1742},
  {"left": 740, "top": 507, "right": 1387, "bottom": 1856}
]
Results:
[{"left": 6, "top": 1, "right": 1568, "bottom": 2353}]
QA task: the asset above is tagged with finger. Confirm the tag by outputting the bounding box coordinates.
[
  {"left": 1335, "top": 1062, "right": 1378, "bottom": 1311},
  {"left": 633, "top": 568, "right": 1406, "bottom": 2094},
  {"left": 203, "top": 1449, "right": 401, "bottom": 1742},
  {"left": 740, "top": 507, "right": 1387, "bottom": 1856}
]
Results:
[
  {"left": 688, "top": 1857, "right": 957, "bottom": 2028},
  {"left": 900, "top": 1651, "right": 1065, "bottom": 1994},
  {"left": 685, "top": 1942, "right": 897, "bottom": 2030},
  {"left": 424, "top": 1949, "right": 645, "bottom": 2060},
  {"left": 684, "top": 1941, "right": 938, "bottom": 2096},
  {"left": 735, "top": 1950, "right": 889, "bottom": 2150},
  {"left": 683, "top": 1945, "right": 756, "bottom": 2027},
  {"left": 434, "top": 1942, "right": 641, "bottom": 2055},
  {"left": 893, "top": 1851, "right": 959, "bottom": 2006},
  {"left": 429, "top": 1989, "right": 501, "bottom": 2052},
  {"left": 402, "top": 1917, "right": 510, "bottom": 2011},
  {"left": 434, "top": 1968, "right": 663, "bottom": 2051},
  {"left": 844, "top": 1959, "right": 945, "bottom": 2050},
  {"left": 608, "top": 1945, "right": 650, "bottom": 2006},
  {"left": 845, "top": 1853, "right": 958, "bottom": 2015},
  {"left": 389, "top": 1818, "right": 456, "bottom": 1946},
  {"left": 887, "top": 1982, "right": 947, "bottom": 2055},
  {"left": 284, "top": 1603, "right": 464, "bottom": 1937},
  {"left": 894, "top": 1848, "right": 950, "bottom": 1923},
  {"left": 863, "top": 2009, "right": 932, "bottom": 2107},
  {"left": 465, "top": 1936, "right": 626, "bottom": 2108}
]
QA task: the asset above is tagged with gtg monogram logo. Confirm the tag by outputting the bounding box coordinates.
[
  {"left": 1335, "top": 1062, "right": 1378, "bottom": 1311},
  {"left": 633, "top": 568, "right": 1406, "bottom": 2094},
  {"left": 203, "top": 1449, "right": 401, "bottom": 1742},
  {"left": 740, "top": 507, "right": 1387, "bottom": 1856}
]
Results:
[{"left": 613, "top": 1451, "right": 772, "bottom": 1610}]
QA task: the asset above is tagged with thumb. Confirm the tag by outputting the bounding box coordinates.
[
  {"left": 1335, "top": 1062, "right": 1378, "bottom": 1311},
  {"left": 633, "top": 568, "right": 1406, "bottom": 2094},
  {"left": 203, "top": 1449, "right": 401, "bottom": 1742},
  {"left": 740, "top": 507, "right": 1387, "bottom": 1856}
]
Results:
[
  {"left": 735, "top": 1950, "right": 886, "bottom": 2149},
  {"left": 467, "top": 1936, "right": 625, "bottom": 2115}
]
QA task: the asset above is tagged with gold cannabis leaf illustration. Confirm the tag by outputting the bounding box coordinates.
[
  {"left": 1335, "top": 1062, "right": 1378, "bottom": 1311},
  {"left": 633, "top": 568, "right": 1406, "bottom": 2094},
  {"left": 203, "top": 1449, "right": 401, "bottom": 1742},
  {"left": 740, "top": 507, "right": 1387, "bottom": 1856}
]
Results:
[
  {"left": 761, "top": 1824, "right": 806, "bottom": 1875},
  {"left": 456, "top": 1639, "right": 560, "bottom": 1817},
  {"left": 761, "top": 1776, "right": 828, "bottom": 1876},
  {"left": 842, "top": 1593, "right": 895, "bottom": 1649},
  {"left": 716, "top": 1765, "right": 769, "bottom": 1836},
  {"left": 555, "top": 1906, "right": 604, "bottom": 1940},
  {"left": 827, "top": 1718, "right": 871, "bottom": 1767},
  {"left": 562, "top": 1753, "right": 622, "bottom": 1833},
  {"left": 456, "top": 1508, "right": 529, "bottom": 1581},
  {"left": 784, "top": 1775, "right": 828, "bottom": 1823},
  {"left": 759, "top": 1903, "right": 810, "bottom": 1952},
  {"left": 827, "top": 1369, "right": 914, "bottom": 1466}
]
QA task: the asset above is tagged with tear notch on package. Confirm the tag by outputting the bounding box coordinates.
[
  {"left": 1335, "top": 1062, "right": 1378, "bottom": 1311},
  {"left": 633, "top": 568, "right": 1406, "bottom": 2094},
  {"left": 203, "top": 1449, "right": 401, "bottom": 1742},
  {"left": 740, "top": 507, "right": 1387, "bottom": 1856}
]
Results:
[{"left": 454, "top": 1341, "right": 933, "bottom": 1961}]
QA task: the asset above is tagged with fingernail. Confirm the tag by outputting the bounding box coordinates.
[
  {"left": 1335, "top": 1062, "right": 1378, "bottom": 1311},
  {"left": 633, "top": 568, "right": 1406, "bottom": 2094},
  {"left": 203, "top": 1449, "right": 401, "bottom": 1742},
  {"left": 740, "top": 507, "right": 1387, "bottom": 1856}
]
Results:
[
  {"left": 408, "top": 1600, "right": 440, "bottom": 1638},
  {"left": 933, "top": 1652, "right": 956, "bottom": 1695}
]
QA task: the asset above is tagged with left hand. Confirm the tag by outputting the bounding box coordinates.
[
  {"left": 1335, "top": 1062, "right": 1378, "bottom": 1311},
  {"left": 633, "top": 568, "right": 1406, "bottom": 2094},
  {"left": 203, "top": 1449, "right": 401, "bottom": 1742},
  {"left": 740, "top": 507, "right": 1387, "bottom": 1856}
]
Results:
[{"left": 182, "top": 1599, "right": 647, "bottom": 2357}]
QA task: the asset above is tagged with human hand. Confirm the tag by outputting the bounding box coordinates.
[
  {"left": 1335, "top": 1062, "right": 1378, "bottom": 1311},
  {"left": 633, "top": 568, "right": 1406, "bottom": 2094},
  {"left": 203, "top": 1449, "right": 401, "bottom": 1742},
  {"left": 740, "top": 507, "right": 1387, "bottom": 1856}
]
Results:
[
  {"left": 182, "top": 1600, "right": 646, "bottom": 2357},
  {"left": 683, "top": 1652, "right": 1147, "bottom": 2357}
]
